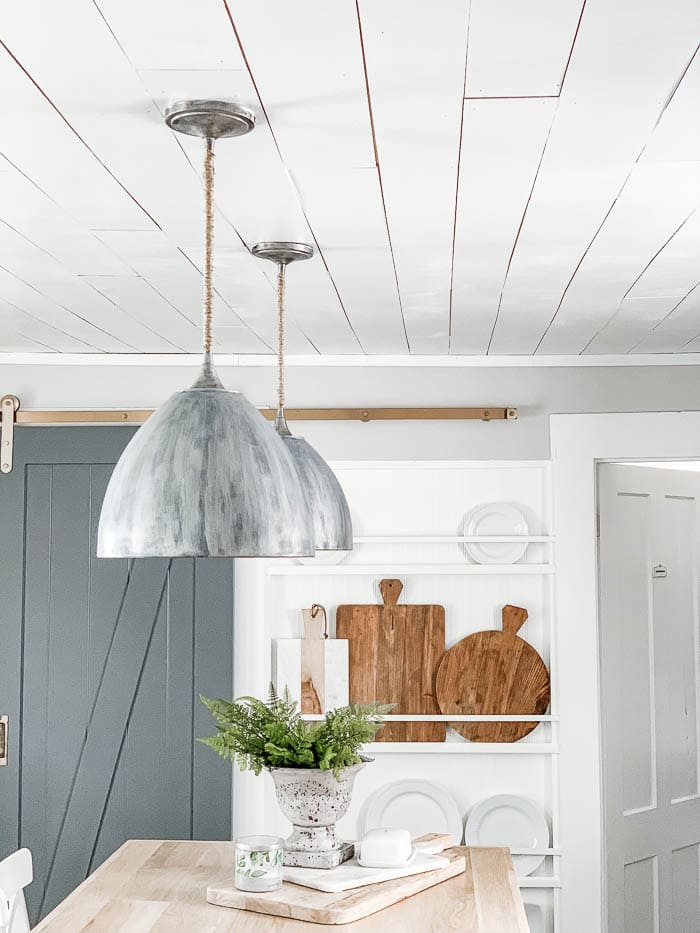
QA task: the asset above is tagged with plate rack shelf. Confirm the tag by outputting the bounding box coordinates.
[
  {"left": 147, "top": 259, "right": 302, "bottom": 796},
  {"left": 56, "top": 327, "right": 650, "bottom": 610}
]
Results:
[
  {"left": 248, "top": 461, "right": 560, "bottom": 932},
  {"left": 267, "top": 563, "right": 554, "bottom": 575}
]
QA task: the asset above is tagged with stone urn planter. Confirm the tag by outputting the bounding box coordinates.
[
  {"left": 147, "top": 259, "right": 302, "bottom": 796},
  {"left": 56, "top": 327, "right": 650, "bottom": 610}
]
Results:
[{"left": 270, "top": 759, "right": 369, "bottom": 868}]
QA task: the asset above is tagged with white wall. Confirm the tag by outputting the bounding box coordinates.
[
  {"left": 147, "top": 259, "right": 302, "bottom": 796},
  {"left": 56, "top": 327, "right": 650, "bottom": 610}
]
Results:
[{"left": 3, "top": 359, "right": 700, "bottom": 459}]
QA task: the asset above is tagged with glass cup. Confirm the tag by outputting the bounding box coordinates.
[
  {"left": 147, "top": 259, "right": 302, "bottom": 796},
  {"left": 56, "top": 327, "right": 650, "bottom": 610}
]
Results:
[{"left": 234, "top": 835, "right": 284, "bottom": 892}]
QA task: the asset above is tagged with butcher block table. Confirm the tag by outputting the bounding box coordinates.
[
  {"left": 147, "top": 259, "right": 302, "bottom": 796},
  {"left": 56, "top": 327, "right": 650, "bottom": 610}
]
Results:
[{"left": 35, "top": 840, "right": 529, "bottom": 932}]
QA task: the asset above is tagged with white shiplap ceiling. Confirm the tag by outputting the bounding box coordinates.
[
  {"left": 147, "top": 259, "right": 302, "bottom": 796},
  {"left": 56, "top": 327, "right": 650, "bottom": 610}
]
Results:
[{"left": 0, "top": 0, "right": 698, "bottom": 358}]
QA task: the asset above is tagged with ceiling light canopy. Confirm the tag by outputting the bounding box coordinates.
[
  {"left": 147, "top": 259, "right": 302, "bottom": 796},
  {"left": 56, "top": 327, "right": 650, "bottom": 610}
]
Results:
[
  {"left": 97, "top": 101, "right": 314, "bottom": 558},
  {"left": 252, "top": 241, "right": 353, "bottom": 552}
]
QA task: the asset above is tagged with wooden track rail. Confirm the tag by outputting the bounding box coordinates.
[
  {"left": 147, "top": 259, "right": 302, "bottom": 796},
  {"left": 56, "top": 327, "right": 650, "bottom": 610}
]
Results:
[{"left": 10, "top": 405, "right": 518, "bottom": 425}]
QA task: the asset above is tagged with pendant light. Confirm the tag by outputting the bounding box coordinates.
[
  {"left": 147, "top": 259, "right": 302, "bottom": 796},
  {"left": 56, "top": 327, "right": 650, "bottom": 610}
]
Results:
[
  {"left": 252, "top": 242, "right": 353, "bottom": 552},
  {"left": 97, "top": 101, "right": 314, "bottom": 558}
]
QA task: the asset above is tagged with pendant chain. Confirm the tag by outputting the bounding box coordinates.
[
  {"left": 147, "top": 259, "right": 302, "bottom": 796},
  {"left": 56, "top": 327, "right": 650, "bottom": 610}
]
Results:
[
  {"left": 203, "top": 140, "right": 215, "bottom": 354},
  {"left": 277, "top": 262, "right": 286, "bottom": 412}
]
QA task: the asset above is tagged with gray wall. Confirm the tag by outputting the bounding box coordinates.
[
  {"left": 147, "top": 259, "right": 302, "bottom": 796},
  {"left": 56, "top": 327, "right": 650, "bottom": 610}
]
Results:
[{"left": 3, "top": 360, "right": 700, "bottom": 459}]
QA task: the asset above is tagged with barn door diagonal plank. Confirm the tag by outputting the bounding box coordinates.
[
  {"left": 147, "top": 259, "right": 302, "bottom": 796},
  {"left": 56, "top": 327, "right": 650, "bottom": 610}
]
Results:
[{"left": 40, "top": 558, "right": 172, "bottom": 916}]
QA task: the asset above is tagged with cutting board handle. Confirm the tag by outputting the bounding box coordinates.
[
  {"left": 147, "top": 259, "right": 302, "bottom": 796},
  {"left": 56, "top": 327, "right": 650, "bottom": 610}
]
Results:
[
  {"left": 502, "top": 604, "right": 528, "bottom": 637},
  {"left": 303, "top": 604, "right": 329, "bottom": 640},
  {"left": 379, "top": 579, "right": 403, "bottom": 606}
]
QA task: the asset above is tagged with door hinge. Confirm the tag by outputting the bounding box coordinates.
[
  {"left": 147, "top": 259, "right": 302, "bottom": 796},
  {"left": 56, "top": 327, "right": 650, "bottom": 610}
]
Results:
[
  {"left": 596, "top": 511, "right": 600, "bottom": 538},
  {"left": 0, "top": 716, "right": 7, "bottom": 766},
  {"left": 1, "top": 395, "right": 20, "bottom": 474}
]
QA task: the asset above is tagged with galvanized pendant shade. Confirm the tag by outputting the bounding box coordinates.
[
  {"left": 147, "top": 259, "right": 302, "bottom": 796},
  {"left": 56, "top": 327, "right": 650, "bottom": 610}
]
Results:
[
  {"left": 252, "top": 242, "right": 353, "bottom": 552},
  {"left": 97, "top": 101, "right": 314, "bottom": 558}
]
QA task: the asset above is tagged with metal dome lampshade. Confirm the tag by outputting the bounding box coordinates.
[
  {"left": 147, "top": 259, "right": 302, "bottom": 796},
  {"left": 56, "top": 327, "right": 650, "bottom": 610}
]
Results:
[
  {"left": 97, "top": 102, "right": 314, "bottom": 558},
  {"left": 251, "top": 241, "right": 353, "bottom": 552}
]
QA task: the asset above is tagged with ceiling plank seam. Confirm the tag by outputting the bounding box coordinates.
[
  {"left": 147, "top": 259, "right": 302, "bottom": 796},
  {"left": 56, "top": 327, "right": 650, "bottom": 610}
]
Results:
[
  {"left": 535, "top": 44, "right": 700, "bottom": 354},
  {"left": 223, "top": 0, "right": 364, "bottom": 355},
  {"left": 447, "top": 0, "right": 473, "bottom": 350},
  {"left": 0, "top": 38, "right": 160, "bottom": 231},
  {"left": 485, "top": 108, "right": 559, "bottom": 353},
  {"left": 353, "top": 0, "right": 409, "bottom": 354}
]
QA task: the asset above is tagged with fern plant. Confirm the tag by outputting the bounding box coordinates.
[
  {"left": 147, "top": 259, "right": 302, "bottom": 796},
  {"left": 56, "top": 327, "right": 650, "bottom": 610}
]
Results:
[{"left": 199, "top": 686, "right": 390, "bottom": 777}]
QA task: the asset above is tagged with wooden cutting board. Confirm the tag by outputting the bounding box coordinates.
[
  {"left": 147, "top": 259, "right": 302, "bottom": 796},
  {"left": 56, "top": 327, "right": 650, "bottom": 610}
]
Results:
[
  {"left": 336, "top": 579, "right": 445, "bottom": 742},
  {"left": 207, "top": 847, "right": 465, "bottom": 925},
  {"left": 435, "top": 605, "right": 550, "bottom": 743}
]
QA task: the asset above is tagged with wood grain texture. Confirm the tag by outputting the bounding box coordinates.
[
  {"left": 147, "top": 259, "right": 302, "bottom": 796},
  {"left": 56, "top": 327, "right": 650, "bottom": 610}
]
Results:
[
  {"left": 436, "top": 605, "right": 550, "bottom": 742},
  {"left": 34, "top": 840, "right": 528, "bottom": 932},
  {"left": 300, "top": 608, "right": 324, "bottom": 715},
  {"left": 208, "top": 847, "right": 465, "bottom": 923},
  {"left": 336, "top": 580, "right": 445, "bottom": 742}
]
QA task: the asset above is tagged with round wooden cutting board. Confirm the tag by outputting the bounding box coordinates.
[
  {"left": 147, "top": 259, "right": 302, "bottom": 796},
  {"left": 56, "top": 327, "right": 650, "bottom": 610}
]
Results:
[{"left": 435, "top": 605, "right": 550, "bottom": 743}]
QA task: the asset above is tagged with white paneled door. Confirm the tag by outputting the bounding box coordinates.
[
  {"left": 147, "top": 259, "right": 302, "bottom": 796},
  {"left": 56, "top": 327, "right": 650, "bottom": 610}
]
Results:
[{"left": 599, "top": 464, "right": 700, "bottom": 933}]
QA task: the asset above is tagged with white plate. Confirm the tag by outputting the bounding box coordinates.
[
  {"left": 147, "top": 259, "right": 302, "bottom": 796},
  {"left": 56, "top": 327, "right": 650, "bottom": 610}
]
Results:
[
  {"left": 362, "top": 780, "right": 463, "bottom": 844},
  {"left": 465, "top": 794, "right": 549, "bottom": 875},
  {"left": 462, "top": 503, "right": 529, "bottom": 564},
  {"left": 524, "top": 903, "right": 545, "bottom": 933}
]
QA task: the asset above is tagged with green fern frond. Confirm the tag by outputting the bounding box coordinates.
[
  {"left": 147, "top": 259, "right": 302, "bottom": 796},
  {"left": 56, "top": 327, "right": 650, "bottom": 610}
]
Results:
[{"left": 199, "top": 685, "right": 389, "bottom": 776}]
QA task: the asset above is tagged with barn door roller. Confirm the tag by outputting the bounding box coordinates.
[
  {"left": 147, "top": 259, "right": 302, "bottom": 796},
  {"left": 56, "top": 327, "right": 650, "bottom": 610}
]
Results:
[{"left": 0, "top": 395, "right": 19, "bottom": 474}]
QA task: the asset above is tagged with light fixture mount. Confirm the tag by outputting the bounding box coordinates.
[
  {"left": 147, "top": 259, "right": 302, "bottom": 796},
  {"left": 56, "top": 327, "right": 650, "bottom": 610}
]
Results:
[
  {"left": 251, "top": 242, "right": 314, "bottom": 265},
  {"left": 164, "top": 99, "right": 255, "bottom": 140}
]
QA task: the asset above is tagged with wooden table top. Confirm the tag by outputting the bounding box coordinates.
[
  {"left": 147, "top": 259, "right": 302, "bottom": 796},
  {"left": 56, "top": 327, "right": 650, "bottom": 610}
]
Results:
[{"left": 35, "top": 840, "right": 530, "bottom": 932}]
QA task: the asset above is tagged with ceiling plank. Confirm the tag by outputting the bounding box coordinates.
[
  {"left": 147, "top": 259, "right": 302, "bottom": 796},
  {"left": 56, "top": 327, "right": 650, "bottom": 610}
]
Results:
[
  {"left": 2, "top": 0, "right": 355, "bottom": 353},
  {"left": 225, "top": 0, "right": 407, "bottom": 353},
  {"left": 465, "top": 0, "right": 584, "bottom": 97},
  {"left": 0, "top": 170, "right": 133, "bottom": 276},
  {"left": 94, "top": 230, "right": 247, "bottom": 329},
  {"left": 0, "top": 266, "right": 133, "bottom": 353},
  {"left": 0, "top": 300, "right": 98, "bottom": 353},
  {"left": 0, "top": 52, "right": 152, "bottom": 232},
  {"left": 584, "top": 296, "right": 685, "bottom": 354},
  {"left": 489, "top": 0, "right": 700, "bottom": 355},
  {"left": 450, "top": 97, "right": 556, "bottom": 353},
  {"left": 537, "top": 161, "right": 700, "bottom": 353},
  {"left": 584, "top": 208, "right": 700, "bottom": 352},
  {"left": 357, "top": 0, "right": 470, "bottom": 353},
  {"left": 632, "top": 285, "right": 700, "bottom": 354},
  {"left": 641, "top": 47, "right": 700, "bottom": 162},
  {"left": 79, "top": 276, "right": 203, "bottom": 352},
  {"left": 180, "top": 245, "right": 312, "bottom": 354}
]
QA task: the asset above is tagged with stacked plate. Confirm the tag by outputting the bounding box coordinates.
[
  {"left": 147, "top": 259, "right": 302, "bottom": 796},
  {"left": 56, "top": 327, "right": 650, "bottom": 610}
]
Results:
[{"left": 362, "top": 783, "right": 549, "bottom": 876}]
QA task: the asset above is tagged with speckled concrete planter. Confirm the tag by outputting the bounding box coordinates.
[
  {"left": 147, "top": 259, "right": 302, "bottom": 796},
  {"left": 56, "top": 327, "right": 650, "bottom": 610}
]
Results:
[{"left": 270, "top": 760, "right": 369, "bottom": 868}]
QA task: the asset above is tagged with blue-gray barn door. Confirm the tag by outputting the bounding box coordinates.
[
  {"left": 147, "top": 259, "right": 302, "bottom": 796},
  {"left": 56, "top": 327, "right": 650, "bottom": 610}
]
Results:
[{"left": 0, "top": 427, "right": 233, "bottom": 922}]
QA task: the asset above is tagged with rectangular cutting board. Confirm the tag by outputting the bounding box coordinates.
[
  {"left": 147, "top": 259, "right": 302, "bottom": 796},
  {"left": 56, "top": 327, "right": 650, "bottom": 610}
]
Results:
[
  {"left": 336, "top": 579, "right": 445, "bottom": 741},
  {"left": 206, "top": 847, "right": 465, "bottom": 925}
]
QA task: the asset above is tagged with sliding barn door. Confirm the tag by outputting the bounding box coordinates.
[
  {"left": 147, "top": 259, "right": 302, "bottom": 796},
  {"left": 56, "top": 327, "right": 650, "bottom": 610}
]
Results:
[
  {"left": 0, "top": 427, "right": 233, "bottom": 922},
  {"left": 599, "top": 463, "right": 700, "bottom": 933}
]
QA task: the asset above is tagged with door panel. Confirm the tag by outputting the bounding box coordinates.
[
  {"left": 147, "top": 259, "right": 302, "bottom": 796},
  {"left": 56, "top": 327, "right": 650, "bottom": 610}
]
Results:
[
  {"left": 599, "top": 464, "right": 700, "bottom": 933},
  {"left": 0, "top": 427, "right": 233, "bottom": 922}
]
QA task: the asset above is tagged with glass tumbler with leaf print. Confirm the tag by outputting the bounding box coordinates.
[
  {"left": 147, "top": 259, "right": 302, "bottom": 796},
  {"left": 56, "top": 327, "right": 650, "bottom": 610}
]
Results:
[{"left": 234, "top": 835, "right": 284, "bottom": 892}]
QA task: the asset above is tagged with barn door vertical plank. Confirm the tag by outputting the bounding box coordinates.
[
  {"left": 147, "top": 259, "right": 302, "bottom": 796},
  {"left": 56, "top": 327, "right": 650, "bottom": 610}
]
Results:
[
  {"left": 192, "top": 557, "right": 233, "bottom": 840},
  {"left": 21, "top": 464, "right": 57, "bottom": 921},
  {"left": 40, "top": 558, "right": 172, "bottom": 916},
  {"left": 0, "top": 437, "right": 28, "bottom": 858}
]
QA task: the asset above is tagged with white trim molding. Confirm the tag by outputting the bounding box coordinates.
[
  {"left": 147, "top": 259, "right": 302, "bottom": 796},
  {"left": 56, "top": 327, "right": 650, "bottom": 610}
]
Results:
[
  {"left": 550, "top": 411, "right": 700, "bottom": 933},
  {"left": 3, "top": 352, "right": 700, "bottom": 369}
]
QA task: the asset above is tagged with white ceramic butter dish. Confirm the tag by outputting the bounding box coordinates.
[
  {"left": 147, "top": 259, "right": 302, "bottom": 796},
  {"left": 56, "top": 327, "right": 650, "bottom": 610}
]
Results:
[{"left": 356, "top": 828, "right": 415, "bottom": 868}]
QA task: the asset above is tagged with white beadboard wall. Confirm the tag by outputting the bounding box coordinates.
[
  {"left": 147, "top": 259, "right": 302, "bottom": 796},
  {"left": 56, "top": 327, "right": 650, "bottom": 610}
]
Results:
[
  {"left": 258, "top": 461, "right": 558, "bottom": 930},
  {"left": 3, "top": 360, "right": 700, "bottom": 460}
]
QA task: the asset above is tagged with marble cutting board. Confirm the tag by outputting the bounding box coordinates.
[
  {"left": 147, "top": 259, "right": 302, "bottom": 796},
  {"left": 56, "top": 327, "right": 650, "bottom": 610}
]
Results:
[{"left": 283, "top": 851, "right": 452, "bottom": 893}]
